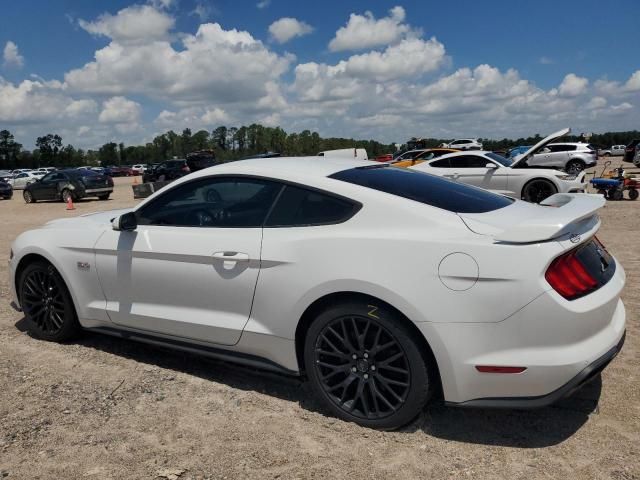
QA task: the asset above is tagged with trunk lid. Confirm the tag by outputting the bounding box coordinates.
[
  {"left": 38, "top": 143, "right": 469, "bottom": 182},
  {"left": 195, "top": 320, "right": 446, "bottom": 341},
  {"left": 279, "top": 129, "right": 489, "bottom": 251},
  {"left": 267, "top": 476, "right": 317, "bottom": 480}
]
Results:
[
  {"left": 511, "top": 127, "right": 571, "bottom": 167},
  {"left": 82, "top": 174, "right": 110, "bottom": 188}
]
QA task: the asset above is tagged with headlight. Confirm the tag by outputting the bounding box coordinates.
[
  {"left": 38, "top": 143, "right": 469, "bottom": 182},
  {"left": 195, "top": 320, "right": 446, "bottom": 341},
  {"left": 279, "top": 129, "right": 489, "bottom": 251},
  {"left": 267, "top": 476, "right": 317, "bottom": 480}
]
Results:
[{"left": 556, "top": 174, "right": 575, "bottom": 180}]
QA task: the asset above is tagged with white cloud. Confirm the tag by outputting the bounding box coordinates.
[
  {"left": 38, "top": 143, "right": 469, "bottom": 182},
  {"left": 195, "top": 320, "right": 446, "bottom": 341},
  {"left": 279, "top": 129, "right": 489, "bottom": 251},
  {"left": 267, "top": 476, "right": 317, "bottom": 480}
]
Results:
[
  {"left": 329, "top": 6, "right": 418, "bottom": 52},
  {"left": 3, "top": 41, "right": 24, "bottom": 69},
  {"left": 257, "top": 0, "right": 270, "bottom": 9},
  {"left": 98, "top": 96, "right": 141, "bottom": 124},
  {"left": 65, "top": 22, "right": 293, "bottom": 107},
  {"left": 625, "top": 70, "right": 640, "bottom": 92},
  {"left": 78, "top": 5, "right": 175, "bottom": 44},
  {"left": 539, "top": 56, "right": 554, "bottom": 65},
  {"left": 201, "top": 107, "right": 229, "bottom": 124},
  {"left": 558, "top": 73, "right": 589, "bottom": 97},
  {"left": 586, "top": 96, "right": 607, "bottom": 109},
  {"left": 268, "top": 18, "right": 313, "bottom": 44},
  {"left": 191, "top": 3, "right": 216, "bottom": 21}
]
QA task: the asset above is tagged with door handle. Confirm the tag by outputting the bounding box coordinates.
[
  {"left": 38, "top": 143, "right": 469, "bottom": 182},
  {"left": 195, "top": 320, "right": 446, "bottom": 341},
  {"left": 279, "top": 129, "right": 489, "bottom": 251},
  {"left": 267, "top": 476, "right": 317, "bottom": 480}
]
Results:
[{"left": 212, "top": 251, "right": 250, "bottom": 262}]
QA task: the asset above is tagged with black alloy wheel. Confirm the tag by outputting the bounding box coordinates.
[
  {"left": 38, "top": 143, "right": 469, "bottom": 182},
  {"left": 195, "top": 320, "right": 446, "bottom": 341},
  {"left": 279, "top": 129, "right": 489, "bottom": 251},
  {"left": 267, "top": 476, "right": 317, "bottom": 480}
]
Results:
[
  {"left": 23, "top": 190, "right": 35, "bottom": 203},
  {"left": 19, "top": 261, "right": 80, "bottom": 341},
  {"left": 305, "top": 301, "right": 431, "bottom": 430},
  {"left": 522, "top": 179, "right": 557, "bottom": 203}
]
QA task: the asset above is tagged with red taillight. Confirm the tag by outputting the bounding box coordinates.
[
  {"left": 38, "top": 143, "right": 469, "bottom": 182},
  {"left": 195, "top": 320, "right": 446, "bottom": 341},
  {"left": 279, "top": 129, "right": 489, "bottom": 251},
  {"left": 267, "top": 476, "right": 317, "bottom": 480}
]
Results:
[{"left": 545, "top": 250, "right": 598, "bottom": 300}]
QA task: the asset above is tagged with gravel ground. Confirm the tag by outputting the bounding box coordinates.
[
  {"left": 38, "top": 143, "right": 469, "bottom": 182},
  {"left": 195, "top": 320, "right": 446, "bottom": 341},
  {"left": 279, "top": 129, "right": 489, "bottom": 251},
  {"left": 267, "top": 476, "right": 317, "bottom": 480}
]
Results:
[{"left": 0, "top": 162, "right": 639, "bottom": 480}]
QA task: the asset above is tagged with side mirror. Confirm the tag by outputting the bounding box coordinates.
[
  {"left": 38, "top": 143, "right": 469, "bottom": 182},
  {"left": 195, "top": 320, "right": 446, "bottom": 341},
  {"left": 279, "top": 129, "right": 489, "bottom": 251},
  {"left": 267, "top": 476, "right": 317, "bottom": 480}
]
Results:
[
  {"left": 112, "top": 212, "right": 137, "bottom": 231},
  {"left": 485, "top": 163, "right": 498, "bottom": 169}
]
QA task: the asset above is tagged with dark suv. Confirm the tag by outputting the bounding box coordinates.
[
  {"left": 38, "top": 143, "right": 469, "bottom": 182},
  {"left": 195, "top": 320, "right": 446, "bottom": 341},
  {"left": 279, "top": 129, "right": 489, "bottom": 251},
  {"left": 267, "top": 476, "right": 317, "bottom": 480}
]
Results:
[
  {"left": 143, "top": 159, "right": 190, "bottom": 183},
  {"left": 23, "top": 169, "right": 114, "bottom": 203},
  {"left": 186, "top": 150, "right": 220, "bottom": 172}
]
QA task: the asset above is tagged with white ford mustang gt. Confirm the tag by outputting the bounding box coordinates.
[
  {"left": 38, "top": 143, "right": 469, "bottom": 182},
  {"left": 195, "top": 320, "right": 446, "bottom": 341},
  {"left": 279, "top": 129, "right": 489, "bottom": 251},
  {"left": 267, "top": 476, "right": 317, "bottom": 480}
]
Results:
[{"left": 9, "top": 157, "right": 626, "bottom": 429}]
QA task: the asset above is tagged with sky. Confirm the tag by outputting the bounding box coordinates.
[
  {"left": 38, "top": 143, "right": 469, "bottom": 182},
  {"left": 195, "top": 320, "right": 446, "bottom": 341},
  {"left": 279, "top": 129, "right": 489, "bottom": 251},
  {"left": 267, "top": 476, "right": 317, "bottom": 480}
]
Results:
[{"left": 1, "top": 0, "right": 639, "bottom": 150}]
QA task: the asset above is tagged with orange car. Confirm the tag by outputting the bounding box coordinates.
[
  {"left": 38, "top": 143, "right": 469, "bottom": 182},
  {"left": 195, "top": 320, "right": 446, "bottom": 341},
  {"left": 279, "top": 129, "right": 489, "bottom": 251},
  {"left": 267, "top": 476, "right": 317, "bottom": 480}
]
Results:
[{"left": 392, "top": 148, "right": 459, "bottom": 168}]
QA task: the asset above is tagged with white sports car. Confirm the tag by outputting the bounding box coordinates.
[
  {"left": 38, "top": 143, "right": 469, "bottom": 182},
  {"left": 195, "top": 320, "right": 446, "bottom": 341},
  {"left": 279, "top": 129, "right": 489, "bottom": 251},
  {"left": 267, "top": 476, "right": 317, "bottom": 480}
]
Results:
[
  {"left": 410, "top": 128, "right": 587, "bottom": 203},
  {"left": 9, "top": 157, "right": 625, "bottom": 429}
]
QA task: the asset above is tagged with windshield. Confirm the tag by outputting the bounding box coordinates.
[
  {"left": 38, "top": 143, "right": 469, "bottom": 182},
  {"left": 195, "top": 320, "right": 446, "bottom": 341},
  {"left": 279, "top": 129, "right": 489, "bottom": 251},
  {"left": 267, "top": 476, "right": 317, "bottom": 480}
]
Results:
[
  {"left": 486, "top": 152, "right": 513, "bottom": 167},
  {"left": 330, "top": 166, "right": 513, "bottom": 213}
]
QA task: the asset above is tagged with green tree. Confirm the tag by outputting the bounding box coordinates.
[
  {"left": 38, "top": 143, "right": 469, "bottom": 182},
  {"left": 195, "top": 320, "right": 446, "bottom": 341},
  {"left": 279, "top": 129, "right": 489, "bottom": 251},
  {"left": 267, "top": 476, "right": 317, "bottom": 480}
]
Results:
[
  {"left": 35, "top": 134, "right": 63, "bottom": 166},
  {"left": 98, "top": 142, "right": 119, "bottom": 166},
  {"left": 0, "top": 130, "right": 22, "bottom": 169}
]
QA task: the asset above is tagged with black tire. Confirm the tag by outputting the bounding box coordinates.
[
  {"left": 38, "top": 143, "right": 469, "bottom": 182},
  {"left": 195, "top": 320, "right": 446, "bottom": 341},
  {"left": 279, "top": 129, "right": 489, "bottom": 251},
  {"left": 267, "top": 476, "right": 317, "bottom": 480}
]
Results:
[
  {"left": 61, "top": 189, "right": 74, "bottom": 203},
  {"left": 521, "top": 178, "right": 557, "bottom": 203},
  {"left": 627, "top": 189, "right": 638, "bottom": 201},
  {"left": 609, "top": 189, "right": 624, "bottom": 201},
  {"left": 19, "top": 260, "right": 80, "bottom": 342},
  {"left": 566, "top": 160, "right": 586, "bottom": 175},
  {"left": 23, "top": 190, "right": 35, "bottom": 204},
  {"left": 596, "top": 189, "right": 607, "bottom": 197},
  {"left": 304, "top": 300, "right": 431, "bottom": 430},
  {"left": 97, "top": 193, "right": 110, "bottom": 200},
  {"left": 603, "top": 152, "right": 611, "bottom": 157}
]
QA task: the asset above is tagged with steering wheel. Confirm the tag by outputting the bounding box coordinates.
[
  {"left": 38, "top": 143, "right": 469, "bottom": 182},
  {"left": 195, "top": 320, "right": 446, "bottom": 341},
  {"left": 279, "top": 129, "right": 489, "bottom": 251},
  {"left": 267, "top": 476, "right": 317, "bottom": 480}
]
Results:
[{"left": 192, "top": 207, "right": 229, "bottom": 226}]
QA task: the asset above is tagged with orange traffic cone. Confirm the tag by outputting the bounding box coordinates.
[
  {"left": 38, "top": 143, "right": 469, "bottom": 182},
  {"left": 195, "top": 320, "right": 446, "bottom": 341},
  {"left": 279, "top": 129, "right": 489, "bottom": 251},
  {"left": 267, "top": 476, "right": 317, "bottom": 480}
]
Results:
[{"left": 66, "top": 196, "right": 75, "bottom": 210}]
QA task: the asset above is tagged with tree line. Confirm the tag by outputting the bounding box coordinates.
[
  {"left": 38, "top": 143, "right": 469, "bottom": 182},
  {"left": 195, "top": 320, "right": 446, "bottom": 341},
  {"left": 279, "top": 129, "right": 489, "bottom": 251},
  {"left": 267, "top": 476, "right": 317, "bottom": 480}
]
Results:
[{"left": 1, "top": 126, "right": 639, "bottom": 170}]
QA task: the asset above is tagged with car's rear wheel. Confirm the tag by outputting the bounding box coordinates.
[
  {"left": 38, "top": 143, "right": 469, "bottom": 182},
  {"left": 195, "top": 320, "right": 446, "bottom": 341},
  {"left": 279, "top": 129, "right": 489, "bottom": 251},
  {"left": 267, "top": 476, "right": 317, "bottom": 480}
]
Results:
[
  {"left": 522, "top": 178, "right": 557, "bottom": 203},
  {"left": 23, "top": 190, "right": 35, "bottom": 203},
  {"left": 566, "top": 160, "right": 586, "bottom": 175},
  {"left": 304, "top": 300, "right": 431, "bottom": 430},
  {"left": 61, "top": 189, "right": 74, "bottom": 203},
  {"left": 19, "top": 261, "right": 80, "bottom": 342}
]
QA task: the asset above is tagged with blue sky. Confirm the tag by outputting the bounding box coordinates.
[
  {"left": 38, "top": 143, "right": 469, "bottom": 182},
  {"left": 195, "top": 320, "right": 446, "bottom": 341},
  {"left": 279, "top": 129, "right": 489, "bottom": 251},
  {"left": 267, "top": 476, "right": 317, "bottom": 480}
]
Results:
[{"left": 1, "top": 0, "right": 639, "bottom": 149}]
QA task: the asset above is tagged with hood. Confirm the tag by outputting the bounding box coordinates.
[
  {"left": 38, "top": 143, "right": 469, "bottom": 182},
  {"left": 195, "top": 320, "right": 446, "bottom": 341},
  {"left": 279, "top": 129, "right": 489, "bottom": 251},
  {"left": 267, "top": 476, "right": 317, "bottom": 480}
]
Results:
[
  {"left": 510, "top": 127, "right": 571, "bottom": 167},
  {"left": 43, "top": 208, "right": 131, "bottom": 229}
]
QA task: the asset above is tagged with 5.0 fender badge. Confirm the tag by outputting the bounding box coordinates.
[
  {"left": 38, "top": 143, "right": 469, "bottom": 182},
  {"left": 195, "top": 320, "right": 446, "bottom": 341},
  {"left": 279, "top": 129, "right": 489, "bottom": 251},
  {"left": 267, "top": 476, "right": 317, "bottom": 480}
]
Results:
[
  {"left": 77, "top": 262, "right": 90, "bottom": 271},
  {"left": 569, "top": 233, "right": 581, "bottom": 244}
]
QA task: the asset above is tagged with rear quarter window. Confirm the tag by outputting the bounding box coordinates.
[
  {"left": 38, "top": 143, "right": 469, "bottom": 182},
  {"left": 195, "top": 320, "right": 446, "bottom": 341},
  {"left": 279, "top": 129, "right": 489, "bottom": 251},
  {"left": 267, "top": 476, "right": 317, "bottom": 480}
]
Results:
[{"left": 330, "top": 166, "right": 513, "bottom": 214}]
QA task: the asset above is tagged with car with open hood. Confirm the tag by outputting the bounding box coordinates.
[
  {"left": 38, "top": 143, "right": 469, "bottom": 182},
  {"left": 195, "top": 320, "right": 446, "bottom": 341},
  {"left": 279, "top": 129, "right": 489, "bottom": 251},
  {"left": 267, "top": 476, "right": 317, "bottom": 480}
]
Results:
[
  {"left": 8, "top": 157, "right": 625, "bottom": 430},
  {"left": 409, "top": 129, "right": 587, "bottom": 203}
]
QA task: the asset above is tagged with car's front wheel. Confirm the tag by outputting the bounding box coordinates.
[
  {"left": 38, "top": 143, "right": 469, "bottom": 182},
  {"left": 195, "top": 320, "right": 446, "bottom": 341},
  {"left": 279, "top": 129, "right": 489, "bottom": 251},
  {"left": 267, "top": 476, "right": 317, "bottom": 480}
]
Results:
[
  {"left": 61, "top": 189, "right": 74, "bottom": 203},
  {"left": 522, "top": 178, "right": 557, "bottom": 203},
  {"left": 304, "top": 300, "right": 432, "bottom": 430},
  {"left": 19, "top": 260, "right": 80, "bottom": 342}
]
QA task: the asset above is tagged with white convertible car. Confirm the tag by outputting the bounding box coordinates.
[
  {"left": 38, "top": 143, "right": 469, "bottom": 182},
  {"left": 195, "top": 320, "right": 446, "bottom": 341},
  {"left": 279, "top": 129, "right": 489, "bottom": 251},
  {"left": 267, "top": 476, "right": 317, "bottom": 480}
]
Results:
[
  {"left": 410, "top": 128, "right": 587, "bottom": 203},
  {"left": 9, "top": 157, "right": 625, "bottom": 429}
]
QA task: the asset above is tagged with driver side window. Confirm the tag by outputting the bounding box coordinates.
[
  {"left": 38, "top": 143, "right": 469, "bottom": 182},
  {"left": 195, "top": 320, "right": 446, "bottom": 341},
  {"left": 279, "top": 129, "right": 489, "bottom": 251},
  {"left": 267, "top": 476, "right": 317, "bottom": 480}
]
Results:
[{"left": 137, "top": 177, "right": 282, "bottom": 228}]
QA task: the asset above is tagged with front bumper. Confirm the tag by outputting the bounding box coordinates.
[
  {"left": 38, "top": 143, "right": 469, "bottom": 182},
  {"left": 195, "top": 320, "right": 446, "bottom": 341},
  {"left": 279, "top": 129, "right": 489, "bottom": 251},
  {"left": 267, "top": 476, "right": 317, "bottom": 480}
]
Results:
[{"left": 447, "top": 331, "right": 625, "bottom": 408}]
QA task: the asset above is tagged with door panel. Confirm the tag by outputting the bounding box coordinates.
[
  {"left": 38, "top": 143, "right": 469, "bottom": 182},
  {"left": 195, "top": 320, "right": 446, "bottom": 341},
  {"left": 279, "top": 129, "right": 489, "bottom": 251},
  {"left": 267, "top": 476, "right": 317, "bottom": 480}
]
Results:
[
  {"left": 94, "top": 226, "right": 263, "bottom": 345},
  {"left": 457, "top": 167, "right": 509, "bottom": 192}
]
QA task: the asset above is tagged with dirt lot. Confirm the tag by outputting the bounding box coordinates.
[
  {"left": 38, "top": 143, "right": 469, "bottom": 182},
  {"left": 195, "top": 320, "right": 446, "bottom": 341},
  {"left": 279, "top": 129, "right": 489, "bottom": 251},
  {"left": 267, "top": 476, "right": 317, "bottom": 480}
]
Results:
[{"left": 1, "top": 162, "right": 639, "bottom": 480}]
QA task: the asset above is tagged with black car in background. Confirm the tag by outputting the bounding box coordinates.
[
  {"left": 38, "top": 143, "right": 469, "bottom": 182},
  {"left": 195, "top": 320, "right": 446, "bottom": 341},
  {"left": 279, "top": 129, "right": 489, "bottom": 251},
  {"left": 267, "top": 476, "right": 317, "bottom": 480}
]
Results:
[
  {"left": 23, "top": 169, "right": 114, "bottom": 203},
  {"left": 624, "top": 140, "right": 639, "bottom": 163},
  {"left": 0, "top": 180, "right": 12, "bottom": 200},
  {"left": 143, "top": 159, "right": 191, "bottom": 183},
  {"left": 186, "top": 150, "right": 220, "bottom": 171}
]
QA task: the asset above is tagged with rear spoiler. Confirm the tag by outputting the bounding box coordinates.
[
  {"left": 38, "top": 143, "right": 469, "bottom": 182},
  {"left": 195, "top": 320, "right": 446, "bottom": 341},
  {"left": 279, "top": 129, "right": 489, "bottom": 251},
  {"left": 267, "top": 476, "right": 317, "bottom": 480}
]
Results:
[{"left": 495, "top": 193, "right": 605, "bottom": 243}]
